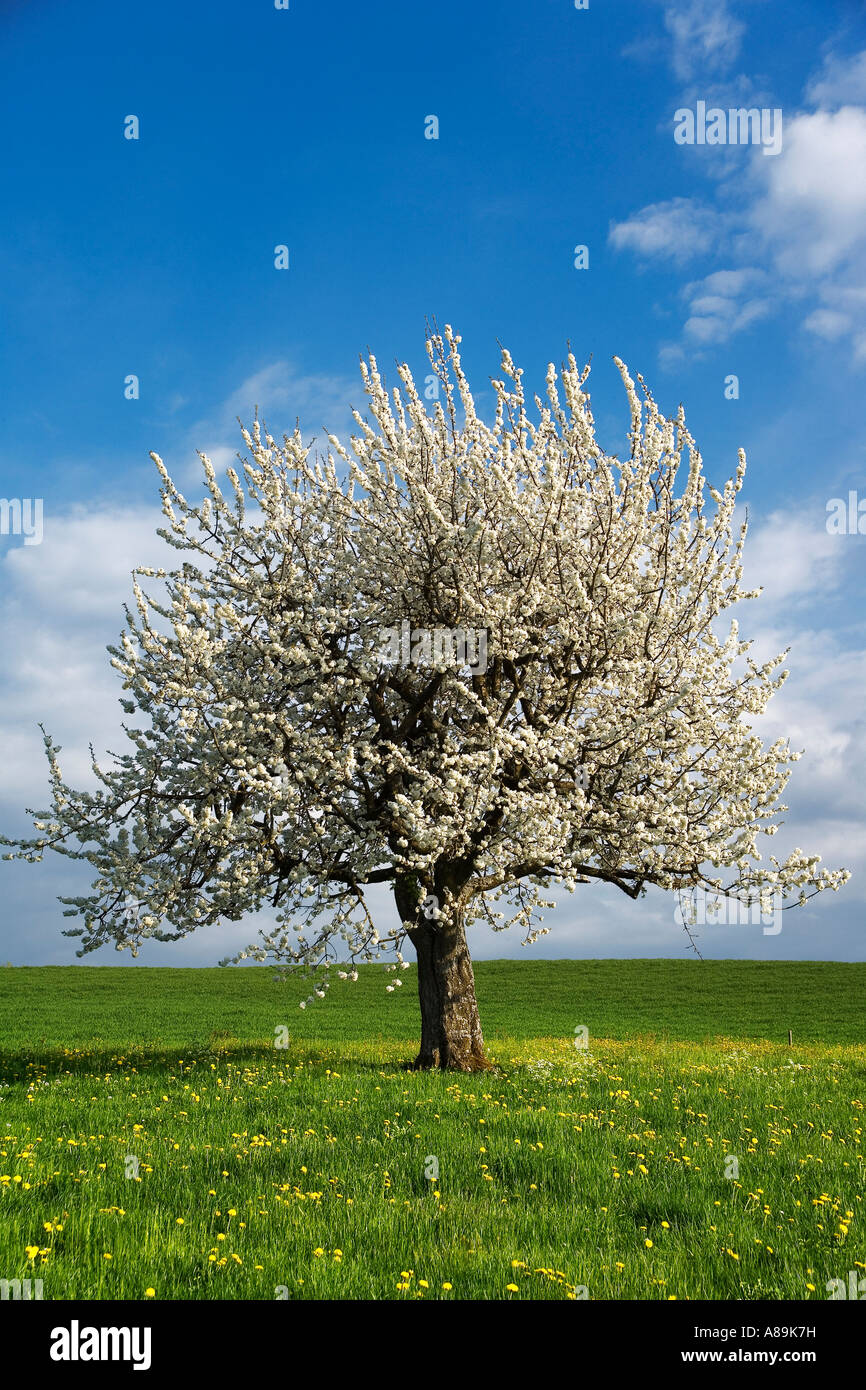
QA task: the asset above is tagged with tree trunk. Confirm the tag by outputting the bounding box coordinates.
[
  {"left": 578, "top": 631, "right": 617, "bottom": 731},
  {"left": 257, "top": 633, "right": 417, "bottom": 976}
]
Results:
[{"left": 395, "top": 874, "right": 489, "bottom": 1071}]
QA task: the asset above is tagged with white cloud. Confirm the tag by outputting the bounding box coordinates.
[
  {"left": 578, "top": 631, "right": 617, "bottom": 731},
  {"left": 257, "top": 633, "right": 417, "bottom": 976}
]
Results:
[
  {"left": 750, "top": 107, "right": 866, "bottom": 277},
  {"left": 2, "top": 506, "right": 167, "bottom": 623},
  {"left": 739, "top": 508, "right": 846, "bottom": 610},
  {"left": 683, "top": 291, "right": 770, "bottom": 345},
  {"left": 803, "top": 307, "right": 852, "bottom": 341},
  {"left": 732, "top": 509, "right": 866, "bottom": 910},
  {"left": 0, "top": 508, "right": 174, "bottom": 803},
  {"left": 806, "top": 48, "right": 866, "bottom": 109},
  {"left": 614, "top": 46, "right": 866, "bottom": 362},
  {"left": 609, "top": 197, "right": 724, "bottom": 263},
  {"left": 801, "top": 285, "right": 866, "bottom": 359},
  {"left": 184, "top": 361, "right": 359, "bottom": 483},
  {"left": 663, "top": 0, "right": 745, "bottom": 83},
  {"left": 689, "top": 268, "right": 762, "bottom": 298},
  {"left": 656, "top": 268, "right": 771, "bottom": 351}
]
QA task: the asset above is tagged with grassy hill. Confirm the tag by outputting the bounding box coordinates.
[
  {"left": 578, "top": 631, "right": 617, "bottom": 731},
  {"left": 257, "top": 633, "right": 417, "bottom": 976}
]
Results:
[{"left": 0, "top": 959, "right": 862, "bottom": 1055}]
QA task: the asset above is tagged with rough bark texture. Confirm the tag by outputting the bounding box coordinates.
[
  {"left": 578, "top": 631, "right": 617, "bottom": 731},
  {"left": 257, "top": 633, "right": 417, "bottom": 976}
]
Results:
[{"left": 395, "top": 872, "right": 490, "bottom": 1071}]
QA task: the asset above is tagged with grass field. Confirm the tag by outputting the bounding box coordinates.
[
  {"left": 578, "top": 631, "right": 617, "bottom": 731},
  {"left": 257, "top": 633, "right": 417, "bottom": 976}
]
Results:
[{"left": 0, "top": 961, "right": 863, "bottom": 1301}]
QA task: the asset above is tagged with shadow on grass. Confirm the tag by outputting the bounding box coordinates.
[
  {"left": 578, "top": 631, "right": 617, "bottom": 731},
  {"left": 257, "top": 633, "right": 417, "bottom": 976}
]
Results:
[
  {"left": 626, "top": 1201, "right": 709, "bottom": 1230},
  {"left": 0, "top": 1036, "right": 433, "bottom": 1081},
  {"left": 2, "top": 1033, "right": 863, "bottom": 1084}
]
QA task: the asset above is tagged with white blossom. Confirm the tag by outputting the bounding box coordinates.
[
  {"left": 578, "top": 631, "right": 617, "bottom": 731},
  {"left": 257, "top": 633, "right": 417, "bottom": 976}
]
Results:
[{"left": 1, "top": 327, "right": 848, "bottom": 977}]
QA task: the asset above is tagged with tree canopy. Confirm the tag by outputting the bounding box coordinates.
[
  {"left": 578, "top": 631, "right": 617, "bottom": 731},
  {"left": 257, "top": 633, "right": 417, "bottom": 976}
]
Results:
[{"left": 4, "top": 326, "right": 848, "bottom": 1068}]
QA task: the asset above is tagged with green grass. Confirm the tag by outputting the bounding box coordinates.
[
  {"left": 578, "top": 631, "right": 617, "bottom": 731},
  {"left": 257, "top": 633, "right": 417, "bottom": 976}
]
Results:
[
  {"left": 1, "top": 959, "right": 864, "bottom": 1049},
  {"left": 0, "top": 962, "right": 863, "bottom": 1301}
]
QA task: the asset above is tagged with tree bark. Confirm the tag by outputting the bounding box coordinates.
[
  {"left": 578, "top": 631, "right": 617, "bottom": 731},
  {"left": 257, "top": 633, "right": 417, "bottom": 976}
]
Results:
[{"left": 395, "top": 874, "right": 489, "bottom": 1071}]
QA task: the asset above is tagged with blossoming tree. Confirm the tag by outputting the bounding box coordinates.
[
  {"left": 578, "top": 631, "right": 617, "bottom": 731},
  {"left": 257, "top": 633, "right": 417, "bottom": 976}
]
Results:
[{"left": 4, "top": 327, "right": 848, "bottom": 1070}]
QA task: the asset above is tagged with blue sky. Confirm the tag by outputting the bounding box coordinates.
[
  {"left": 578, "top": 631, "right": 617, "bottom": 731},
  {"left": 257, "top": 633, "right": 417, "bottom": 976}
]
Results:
[{"left": 1, "top": 0, "right": 864, "bottom": 965}]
